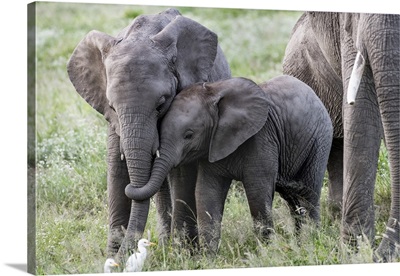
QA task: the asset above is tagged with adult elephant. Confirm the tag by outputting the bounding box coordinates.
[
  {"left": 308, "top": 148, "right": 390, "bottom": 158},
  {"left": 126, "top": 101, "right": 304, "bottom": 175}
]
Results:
[
  {"left": 282, "top": 12, "right": 399, "bottom": 262},
  {"left": 67, "top": 8, "right": 231, "bottom": 261}
]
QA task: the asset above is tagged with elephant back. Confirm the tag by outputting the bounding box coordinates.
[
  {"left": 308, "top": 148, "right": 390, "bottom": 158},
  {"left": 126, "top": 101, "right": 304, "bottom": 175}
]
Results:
[{"left": 259, "top": 75, "right": 332, "bottom": 139}]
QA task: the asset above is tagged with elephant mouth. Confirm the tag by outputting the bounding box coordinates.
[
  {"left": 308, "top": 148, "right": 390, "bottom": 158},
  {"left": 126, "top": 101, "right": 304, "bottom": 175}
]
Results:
[{"left": 178, "top": 150, "right": 202, "bottom": 166}]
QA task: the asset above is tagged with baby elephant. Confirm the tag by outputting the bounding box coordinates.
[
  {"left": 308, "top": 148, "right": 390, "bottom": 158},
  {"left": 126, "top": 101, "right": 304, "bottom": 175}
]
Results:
[{"left": 128, "top": 75, "right": 333, "bottom": 252}]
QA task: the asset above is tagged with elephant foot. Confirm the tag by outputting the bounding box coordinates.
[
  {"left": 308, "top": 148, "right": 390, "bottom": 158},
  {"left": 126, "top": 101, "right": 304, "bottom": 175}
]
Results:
[
  {"left": 374, "top": 242, "right": 400, "bottom": 263},
  {"left": 155, "top": 217, "right": 172, "bottom": 247},
  {"left": 327, "top": 200, "right": 342, "bottom": 220},
  {"left": 373, "top": 217, "right": 400, "bottom": 262},
  {"left": 341, "top": 205, "right": 375, "bottom": 250},
  {"left": 107, "top": 226, "right": 126, "bottom": 258},
  {"left": 201, "top": 243, "right": 219, "bottom": 256},
  {"left": 327, "top": 184, "right": 343, "bottom": 220},
  {"left": 114, "top": 231, "right": 144, "bottom": 266},
  {"left": 156, "top": 232, "right": 171, "bottom": 248},
  {"left": 251, "top": 218, "right": 275, "bottom": 245},
  {"left": 171, "top": 224, "right": 199, "bottom": 250},
  {"left": 341, "top": 225, "right": 374, "bottom": 253}
]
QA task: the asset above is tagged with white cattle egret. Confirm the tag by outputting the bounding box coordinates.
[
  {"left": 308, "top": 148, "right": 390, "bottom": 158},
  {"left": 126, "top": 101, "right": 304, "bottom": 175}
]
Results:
[
  {"left": 103, "top": 258, "right": 119, "bottom": 273},
  {"left": 124, "top": 238, "right": 156, "bottom": 272}
]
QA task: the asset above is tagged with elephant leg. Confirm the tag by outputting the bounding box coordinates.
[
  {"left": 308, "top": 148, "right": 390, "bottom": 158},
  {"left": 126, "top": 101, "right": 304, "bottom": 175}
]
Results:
[
  {"left": 300, "top": 134, "right": 332, "bottom": 226},
  {"left": 279, "top": 137, "right": 331, "bottom": 235},
  {"left": 342, "top": 65, "right": 381, "bottom": 246},
  {"left": 279, "top": 192, "right": 305, "bottom": 234},
  {"left": 247, "top": 193, "right": 275, "bottom": 241},
  {"left": 370, "top": 21, "right": 400, "bottom": 262},
  {"left": 169, "top": 162, "right": 198, "bottom": 246},
  {"left": 327, "top": 138, "right": 344, "bottom": 215},
  {"left": 106, "top": 126, "right": 131, "bottom": 257},
  {"left": 243, "top": 172, "right": 276, "bottom": 241},
  {"left": 195, "top": 167, "right": 231, "bottom": 253},
  {"left": 154, "top": 179, "right": 172, "bottom": 245},
  {"left": 278, "top": 183, "right": 313, "bottom": 234}
]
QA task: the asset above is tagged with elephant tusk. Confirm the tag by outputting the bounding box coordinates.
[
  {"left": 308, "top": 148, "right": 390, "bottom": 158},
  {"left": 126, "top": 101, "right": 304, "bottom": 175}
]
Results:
[
  {"left": 156, "top": 150, "right": 160, "bottom": 158},
  {"left": 121, "top": 153, "right": 125, "bottom": 161},
  {"left": 347, "top": 51, "right": 365, "bottom": 105}
]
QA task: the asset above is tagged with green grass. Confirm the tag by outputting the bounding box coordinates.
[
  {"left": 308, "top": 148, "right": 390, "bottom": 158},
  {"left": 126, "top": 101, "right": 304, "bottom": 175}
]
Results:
[{"left": 32, "top": 2, "right": 393, "bottom": 274}]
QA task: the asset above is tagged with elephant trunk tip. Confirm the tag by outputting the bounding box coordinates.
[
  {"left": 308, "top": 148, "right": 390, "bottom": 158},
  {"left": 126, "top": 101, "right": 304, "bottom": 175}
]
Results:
[
  {"left": 125, "top": 183, "right": 152, "bottom": 201},
  {"left": 125, "top": 183, "right": 140, "bottom": 200},
  {"left": 125, "top": 153, "right": 170, "bottom": 201}
]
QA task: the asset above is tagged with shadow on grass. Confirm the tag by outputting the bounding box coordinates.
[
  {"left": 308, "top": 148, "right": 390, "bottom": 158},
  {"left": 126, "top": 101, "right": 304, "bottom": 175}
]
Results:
[{"left": 5, "top": 263, "right": 27, "bottom": 273}]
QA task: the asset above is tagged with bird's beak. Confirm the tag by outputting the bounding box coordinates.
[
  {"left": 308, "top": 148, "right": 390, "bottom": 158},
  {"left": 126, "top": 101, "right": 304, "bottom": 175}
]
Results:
[
  {"left": 149, "top": 242, "right": 156, "bottom": 246},
  {"left": 112, "top": 263, "right": 119, "bottom": 267}
]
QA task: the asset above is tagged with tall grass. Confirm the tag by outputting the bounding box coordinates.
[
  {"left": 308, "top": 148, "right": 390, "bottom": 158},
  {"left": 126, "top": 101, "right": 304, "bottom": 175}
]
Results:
[{"left": 33, "top": 2, "right": 393, "bottom": 274}]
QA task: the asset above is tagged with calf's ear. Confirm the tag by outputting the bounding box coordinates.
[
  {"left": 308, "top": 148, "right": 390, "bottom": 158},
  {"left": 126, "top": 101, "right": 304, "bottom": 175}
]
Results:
[{"left": 208, "top": 78, "right": 271, "bottom": 162}]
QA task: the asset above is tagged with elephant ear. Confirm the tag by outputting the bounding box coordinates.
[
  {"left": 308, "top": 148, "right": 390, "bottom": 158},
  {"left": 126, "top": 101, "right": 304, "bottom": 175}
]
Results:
[
  {"left": 67, "top": 30, "right": 121, "bottom": 135},
  {"left": 150, "top": 15, "right": 218, "bottom": 90},
  {"left": 208, "top": 78, "right": 271, "bottom": 163}
]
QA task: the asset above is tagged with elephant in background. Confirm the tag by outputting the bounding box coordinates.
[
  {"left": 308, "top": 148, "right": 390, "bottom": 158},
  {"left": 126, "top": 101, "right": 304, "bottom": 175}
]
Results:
[
  {"left": 282, "top": 12, "right": 399, "bottom": 261},
  {"left": 126, "top": 75, "right": 333, "bottom": 252},
  {"left": 67, "top": 8, "right": 231, "bottom": 262}
]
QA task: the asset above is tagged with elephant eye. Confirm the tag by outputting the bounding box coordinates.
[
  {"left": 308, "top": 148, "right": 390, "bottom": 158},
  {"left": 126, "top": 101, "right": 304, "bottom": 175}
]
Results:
[
  {"left": 115, "top": 37, "right": 123, "bottom": 45},
  {"left": 184, "top": 130, "right": 194, "bottom": 140},
  {"left": 156, "top": 96, "right": 166, "bottom": 113}
]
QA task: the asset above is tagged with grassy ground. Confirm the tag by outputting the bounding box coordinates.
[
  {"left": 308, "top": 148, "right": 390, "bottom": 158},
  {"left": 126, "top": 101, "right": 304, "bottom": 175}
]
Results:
[{"left": 33, "top": 2, "right": 393, "bottom": 275}]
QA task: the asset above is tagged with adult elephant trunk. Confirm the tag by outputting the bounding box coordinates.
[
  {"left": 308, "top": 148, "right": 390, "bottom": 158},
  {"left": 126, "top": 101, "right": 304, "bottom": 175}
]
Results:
[
  {"left": 116, "top": 106, "right": 158, "bottom": 257},
  {"left": 341, "top": 15, "right": 400, "bottom": 261},
  {"left": 125, "top": 146, "right": 175, "bottom": 201},
  {"left": 370, "top": 16, "right": 400, "bottom": 261}
]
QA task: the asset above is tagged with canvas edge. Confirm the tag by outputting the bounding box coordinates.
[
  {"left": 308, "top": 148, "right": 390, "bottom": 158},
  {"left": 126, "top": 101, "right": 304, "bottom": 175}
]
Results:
[{"left": 27, "top": 2, "right": 37, "bottom": 275}]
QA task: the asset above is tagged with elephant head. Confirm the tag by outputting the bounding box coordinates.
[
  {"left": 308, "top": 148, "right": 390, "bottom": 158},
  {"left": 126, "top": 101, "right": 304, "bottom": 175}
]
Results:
[
  {"left": 125, "top": 77, "right": 271, "bottom": 201},
  {"left": 67, "top": 8, "right": 230, "bottom": 256}
]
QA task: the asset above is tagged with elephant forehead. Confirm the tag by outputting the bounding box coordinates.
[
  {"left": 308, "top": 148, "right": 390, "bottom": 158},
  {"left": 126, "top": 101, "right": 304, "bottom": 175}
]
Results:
[
  {"left": 105, "top": 52, "right": 175, "bottom": 106},
  {"left": 176, "top": 99, "right": 202, "bottom": 117},
  {"left": 167, "top": 95, "right": 205, "bottom": 123},
  {"left": 107, "top": 58, "right": 168, "bottom": 81},
  {"left": 107, "top": 43, "right": 166, "bottom": 73},
  {"left": 105, "top": 49, "right": 172, "bottom": 89}
]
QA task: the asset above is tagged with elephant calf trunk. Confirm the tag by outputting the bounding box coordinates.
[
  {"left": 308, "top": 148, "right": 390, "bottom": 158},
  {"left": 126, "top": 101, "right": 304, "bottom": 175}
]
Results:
[
  {"left": 125, "top": 155, "right": 171, "bottom": 201},
  {"left": 347, "top": 51, "right": 366, "bottom": 105},
  {"left": 125, "top": 183, "right": 159, "bottom": 201}
]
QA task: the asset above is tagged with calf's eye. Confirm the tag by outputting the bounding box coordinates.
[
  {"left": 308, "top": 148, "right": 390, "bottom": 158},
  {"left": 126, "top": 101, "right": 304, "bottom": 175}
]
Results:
[
  {"left": 156, "top": 96, "right": 166, "bottom": 114},
  {"left": 184, "top": 130, "right": 194, "bottom": 140}
]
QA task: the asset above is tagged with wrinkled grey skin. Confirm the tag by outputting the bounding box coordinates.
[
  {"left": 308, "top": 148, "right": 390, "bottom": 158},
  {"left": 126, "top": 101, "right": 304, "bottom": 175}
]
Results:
[
  {"left": 282, "top": 12, "right": 399, "bottom": 262},
  {"left": 67, "top": 8, "right": 231, "bottom": 261},
  {"left": 127, "top": 75, "right": 333, "bottom": 252}
]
